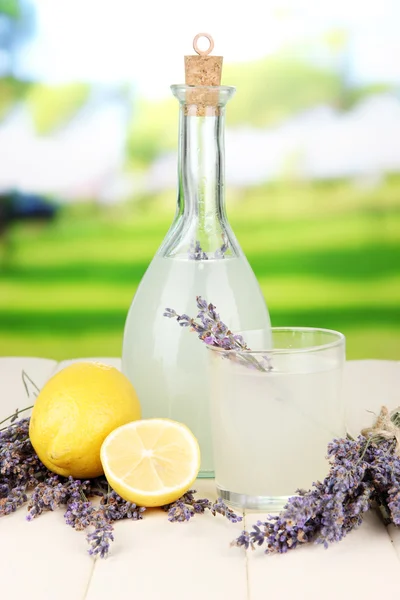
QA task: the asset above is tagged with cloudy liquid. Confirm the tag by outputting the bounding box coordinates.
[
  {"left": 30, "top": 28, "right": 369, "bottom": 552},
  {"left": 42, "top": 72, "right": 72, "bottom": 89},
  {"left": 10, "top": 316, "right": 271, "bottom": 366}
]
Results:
[
  {"left": 122, "top": 255, "right": 271, "bottom": 476},
  {"left": 211, "top": 353, "right": 344, "bottom": 504}
]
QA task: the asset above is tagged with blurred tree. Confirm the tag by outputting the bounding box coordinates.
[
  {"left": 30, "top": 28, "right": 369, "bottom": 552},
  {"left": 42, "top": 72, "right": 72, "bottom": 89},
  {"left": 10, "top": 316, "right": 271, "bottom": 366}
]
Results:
[
  {"left": 0, "top": 0, "right": 35, "bottom": 118},
  {"left": 0, "top": 76, "right": 27, "bottom": 119},
  {"left": 222, "top": 53, "right": 343, "bottom": 126},
  {"left": 0, "top": 0, "right": 19, "bottom": 17},
  {"left": 125, "top": 97, "right": 176, "bottom": 168},
  {"left": 26, "top": 83, "right": 91, "bottom": 135}
]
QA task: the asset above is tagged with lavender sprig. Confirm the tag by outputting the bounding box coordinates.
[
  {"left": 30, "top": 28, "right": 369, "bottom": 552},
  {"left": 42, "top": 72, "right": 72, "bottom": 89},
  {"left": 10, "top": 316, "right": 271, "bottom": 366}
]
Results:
[
  {"left": 164, "top": 296, "right": 271, "bottom": 372},
  {"left": 64, "top": 500, "right": 94, "bottom": 530},
  {"left": 0, "top": 485, "right": 28, "bottom": 515},
  {"left": 100, "top": 489, "right": 146, "bottom": 521},
  {"left": 87, "top": 520, "right": 114, "bottom": 559},
  {"left": 164, "top": 489, "right": 242, "bottom": 524}
]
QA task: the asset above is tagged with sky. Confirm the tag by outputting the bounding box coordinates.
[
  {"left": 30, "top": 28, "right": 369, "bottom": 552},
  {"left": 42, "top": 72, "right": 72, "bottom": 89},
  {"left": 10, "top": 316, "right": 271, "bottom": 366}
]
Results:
[
  {"left": 2, "top": 0, "right": 400, "bottom": 196},
  {"left": 16, "top": 0, "right": 400, "bottom": 98}
]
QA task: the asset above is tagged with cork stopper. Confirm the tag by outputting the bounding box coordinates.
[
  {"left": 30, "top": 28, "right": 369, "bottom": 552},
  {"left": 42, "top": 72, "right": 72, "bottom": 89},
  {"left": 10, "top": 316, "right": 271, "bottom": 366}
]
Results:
[{"left": 184, "top": 33, "right": 223, "bottom": 116}]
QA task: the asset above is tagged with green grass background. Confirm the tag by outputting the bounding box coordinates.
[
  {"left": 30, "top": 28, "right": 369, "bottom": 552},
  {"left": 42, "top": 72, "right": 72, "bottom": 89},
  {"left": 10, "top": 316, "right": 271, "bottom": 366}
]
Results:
[{"left": 1, "top": 177, "right": 399, "bottom": 361}]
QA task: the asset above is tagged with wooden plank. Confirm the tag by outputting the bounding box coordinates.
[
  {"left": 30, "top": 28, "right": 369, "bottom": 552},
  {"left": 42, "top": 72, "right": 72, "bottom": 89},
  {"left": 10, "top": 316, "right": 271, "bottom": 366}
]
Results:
[
  {"left": 85, "top": 479, "right": 248, "bottom": 600},
  {"left": 0, "top": 506, "right": 95, "bottom": 600},
  {"left": 244, "top": 511, "right": 399, "bottom": 600}
]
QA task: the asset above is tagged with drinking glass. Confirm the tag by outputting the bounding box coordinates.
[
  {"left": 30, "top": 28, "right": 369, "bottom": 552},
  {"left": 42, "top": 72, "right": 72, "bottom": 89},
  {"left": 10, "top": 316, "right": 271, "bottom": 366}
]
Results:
[{"left": 207, "top": 327, "right": 346, "bottom": 511}]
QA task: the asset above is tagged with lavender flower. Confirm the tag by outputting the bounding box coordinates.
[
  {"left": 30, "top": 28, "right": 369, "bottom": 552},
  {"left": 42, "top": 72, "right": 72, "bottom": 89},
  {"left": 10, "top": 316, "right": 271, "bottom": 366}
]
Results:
[
  {"left": 26, "top": 476, "right": 92, "bottom": 520},
  {"left": 234, "top": 531, "right": 251, "bottom": 550},
  {"left": 210, "top": 498, "right": 243, "bottom": 523},
  {"left": 65, "top": 501, "right": 94, "bottom": 530},
  {"left": 0, "top": 417, "right": 30, "bottom": 444},
  {"left": 164, "top": 296, "right": 272, "bottom": 372},
  {"left": 367, "top": 439, "right": 400, "bottom": 525},
  {"left": 165, "top": 489, "right": 242, "bottom": 524},
  {"left": 87, "top": 520, "right": 114, "bottom": 559},
  {"left": 167, "top": 500, "right": 194, "bottom": 522},
  {"left": 1, "top": 417, "right": 49, "bottom": 516},
  {"left": 100, "top": 490, "right": 146, "bottom": 521},
  {"left": 0, "top": 485, "right": 27, "bottom": 516},
  {"left": 387, "top": 487, "right": 400, "bottom": 525}
]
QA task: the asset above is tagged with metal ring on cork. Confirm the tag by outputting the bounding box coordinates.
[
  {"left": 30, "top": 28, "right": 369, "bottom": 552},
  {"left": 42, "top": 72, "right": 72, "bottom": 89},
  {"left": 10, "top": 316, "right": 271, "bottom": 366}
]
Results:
[{"left": 193, "top": 33, "right": 215, "bottom": 57}]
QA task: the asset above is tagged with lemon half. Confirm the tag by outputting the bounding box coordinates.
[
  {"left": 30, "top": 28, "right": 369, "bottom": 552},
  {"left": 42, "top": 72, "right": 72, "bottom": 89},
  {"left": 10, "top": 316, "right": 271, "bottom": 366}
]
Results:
[{"left": 100, "top": 418, "right": 201, "bottom": 507}]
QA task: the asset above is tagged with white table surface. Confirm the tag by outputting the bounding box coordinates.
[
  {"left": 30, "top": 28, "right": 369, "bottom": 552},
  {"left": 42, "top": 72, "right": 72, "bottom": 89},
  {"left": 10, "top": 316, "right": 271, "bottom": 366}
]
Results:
[{"left": 1, "top": 357, "right": 400, "bottom": 600}]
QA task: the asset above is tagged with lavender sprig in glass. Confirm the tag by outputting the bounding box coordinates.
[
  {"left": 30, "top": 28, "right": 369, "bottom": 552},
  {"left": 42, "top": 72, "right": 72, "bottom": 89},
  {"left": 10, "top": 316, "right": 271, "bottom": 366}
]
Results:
[{"left": 164, "top": 296, "right": 272, "bottom": 372}]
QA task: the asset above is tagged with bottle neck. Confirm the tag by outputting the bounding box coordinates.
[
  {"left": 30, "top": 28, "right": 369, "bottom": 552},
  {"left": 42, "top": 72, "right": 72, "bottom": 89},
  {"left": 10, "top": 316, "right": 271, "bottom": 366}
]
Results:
[
  {"left": 177, "top": 107, "right": 226, "bottom": 225},
  {"left": 159, "top": 85, "right": 238, "bottom": 260}
]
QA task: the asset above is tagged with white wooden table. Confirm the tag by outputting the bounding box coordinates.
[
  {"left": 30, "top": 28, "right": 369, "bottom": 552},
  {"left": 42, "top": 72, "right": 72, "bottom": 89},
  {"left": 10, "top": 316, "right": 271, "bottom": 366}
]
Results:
[{"left": 1, "top": 357, "right": 400, "bottom": 600}]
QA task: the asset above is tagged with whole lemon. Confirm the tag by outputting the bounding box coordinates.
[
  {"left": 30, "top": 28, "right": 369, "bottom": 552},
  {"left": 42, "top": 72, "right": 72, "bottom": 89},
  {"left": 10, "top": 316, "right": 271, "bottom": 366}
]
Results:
[{"left": 29, "top": 362, "right": 141, "bottom": 478}]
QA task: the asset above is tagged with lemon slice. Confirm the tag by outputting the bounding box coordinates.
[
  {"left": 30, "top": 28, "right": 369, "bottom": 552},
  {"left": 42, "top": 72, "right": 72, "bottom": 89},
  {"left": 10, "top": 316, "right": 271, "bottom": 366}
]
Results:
[{"left": 100, "top": 419, "right": 201, "bottom": 507}]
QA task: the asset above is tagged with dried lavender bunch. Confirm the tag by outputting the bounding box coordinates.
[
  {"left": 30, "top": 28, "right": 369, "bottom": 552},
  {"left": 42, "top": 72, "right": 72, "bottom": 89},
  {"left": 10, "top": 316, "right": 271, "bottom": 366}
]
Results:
[
  {"left": 361, "top": 406, "right": 400, "bottom": 526},
  {"left": 0, "top": 485, "right": 28, "bottom": 515},
  {"left": 233, "top": 436, "right": 372, "bottom": 554},
  {"left": 164, "top": 296, "right": 271, "bottom": 372},
  {"left": 26, "top": 476, "right": 93, "bottom": 520},
  {"left": 164, "top": 489, "right": 242, "bottom": 524},
  {"left": 233, "top": 407, "right": 400, "bottom": 555},
  {"left": 0, "top": 412, "right": 144, "bottom": 558},
  {"left": 0, "top": 418, "right": 49, "bottom": 514}
]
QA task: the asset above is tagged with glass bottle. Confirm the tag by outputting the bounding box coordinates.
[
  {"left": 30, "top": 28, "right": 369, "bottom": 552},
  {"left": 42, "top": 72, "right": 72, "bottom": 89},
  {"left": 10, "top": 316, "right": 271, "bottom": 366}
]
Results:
[{"left": 122, "top": 84, "right": 272, "bottom": 477}]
